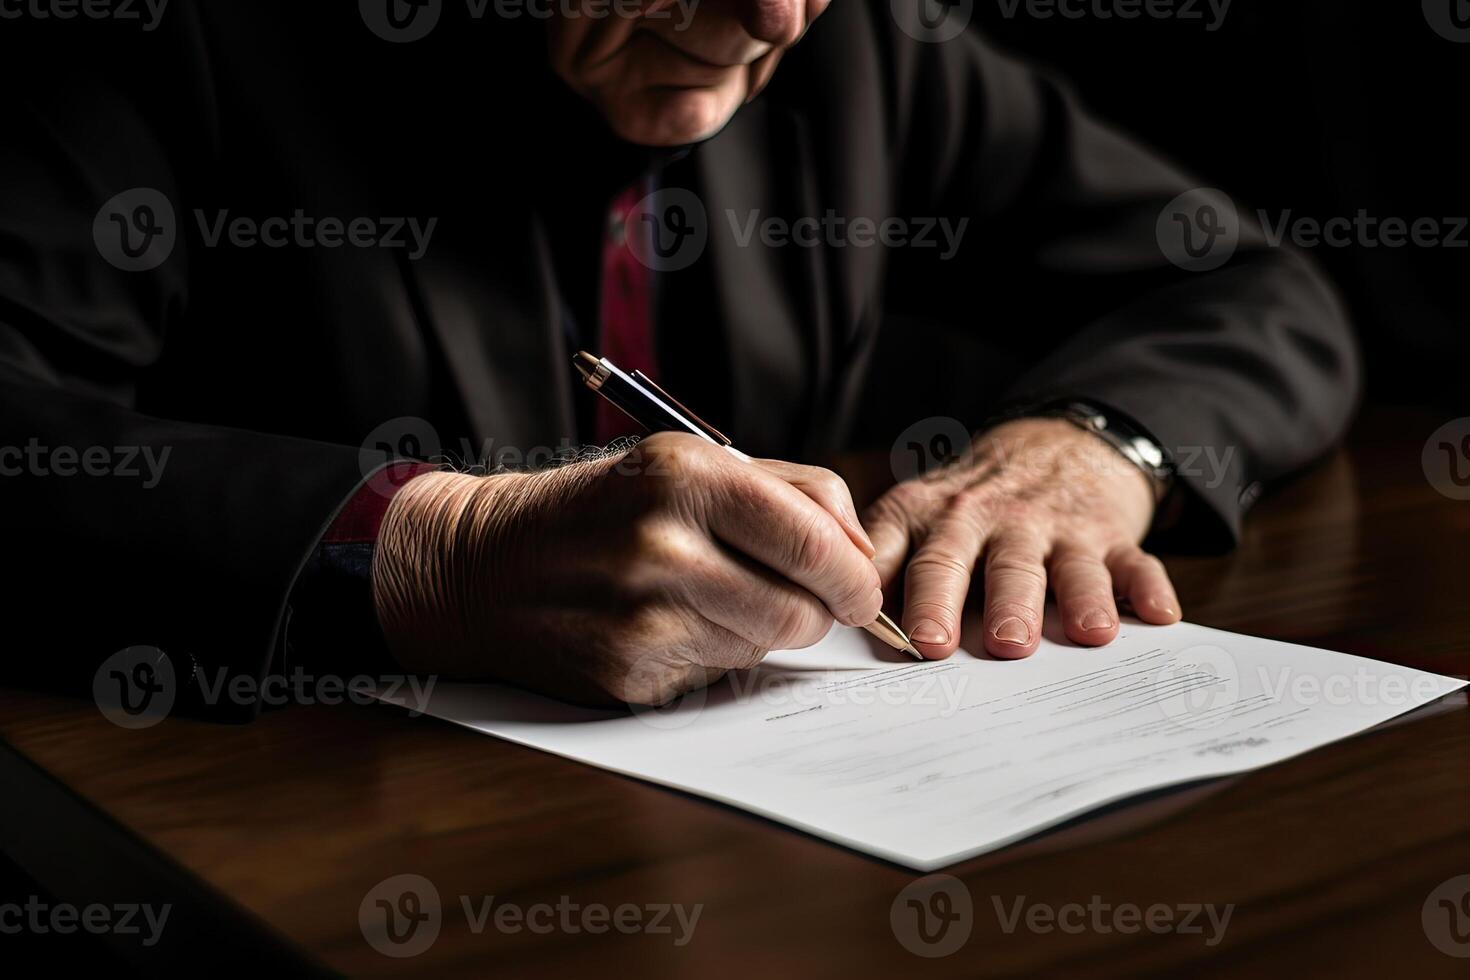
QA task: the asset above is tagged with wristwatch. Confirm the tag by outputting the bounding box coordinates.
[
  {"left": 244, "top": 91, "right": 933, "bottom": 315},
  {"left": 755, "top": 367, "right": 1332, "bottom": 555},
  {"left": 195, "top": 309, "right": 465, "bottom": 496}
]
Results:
[{"left": 1046, "top": 402, "right": 1174, "bottom": 504}]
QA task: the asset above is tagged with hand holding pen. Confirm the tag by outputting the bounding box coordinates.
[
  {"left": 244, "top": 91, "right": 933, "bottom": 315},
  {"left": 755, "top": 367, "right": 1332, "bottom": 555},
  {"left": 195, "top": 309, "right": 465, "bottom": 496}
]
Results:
[
  {"left": 574, "top": 351, "right": 920, "bottom": 659},
  {"left": 370, "top": 354, "right": 915, "bottom": 709}
]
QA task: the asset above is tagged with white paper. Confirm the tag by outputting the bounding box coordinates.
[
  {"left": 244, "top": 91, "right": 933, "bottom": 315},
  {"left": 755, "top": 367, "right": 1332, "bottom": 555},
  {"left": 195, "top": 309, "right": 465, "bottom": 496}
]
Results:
[{"left": 391, "top": 619, "right": 1466, "bottom": 870}]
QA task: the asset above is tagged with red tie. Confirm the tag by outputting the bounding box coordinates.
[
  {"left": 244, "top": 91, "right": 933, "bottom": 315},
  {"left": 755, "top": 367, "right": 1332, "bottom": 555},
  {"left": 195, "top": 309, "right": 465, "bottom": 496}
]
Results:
[{"left": 595, "top": 184, "right": 657, "bottom": 444}]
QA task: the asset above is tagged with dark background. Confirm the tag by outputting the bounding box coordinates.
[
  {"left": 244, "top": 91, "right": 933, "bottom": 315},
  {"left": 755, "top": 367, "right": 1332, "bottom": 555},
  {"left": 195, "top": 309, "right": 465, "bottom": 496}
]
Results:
[{"left": 970, "top": 0, "right": 1467, "bottom": 410}]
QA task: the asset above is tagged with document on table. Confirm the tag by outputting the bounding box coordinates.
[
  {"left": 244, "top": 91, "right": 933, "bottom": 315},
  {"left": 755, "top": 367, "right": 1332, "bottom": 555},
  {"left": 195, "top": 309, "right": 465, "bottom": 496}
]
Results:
[{"left": 389, "top": 620, "right": 1467, "bottom": 871}]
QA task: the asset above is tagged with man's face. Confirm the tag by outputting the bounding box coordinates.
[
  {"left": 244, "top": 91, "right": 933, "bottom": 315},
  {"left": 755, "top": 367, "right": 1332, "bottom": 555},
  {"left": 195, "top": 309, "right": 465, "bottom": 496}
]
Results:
[{"left": 548, "top": 0, "right": 830, "bottom": 147}]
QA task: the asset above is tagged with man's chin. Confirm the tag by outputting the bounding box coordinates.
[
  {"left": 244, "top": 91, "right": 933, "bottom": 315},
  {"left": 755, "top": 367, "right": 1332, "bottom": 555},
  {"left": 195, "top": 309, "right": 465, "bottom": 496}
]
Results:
[{"left": 603, "top": 86, "right": 745, "bottom": 148}]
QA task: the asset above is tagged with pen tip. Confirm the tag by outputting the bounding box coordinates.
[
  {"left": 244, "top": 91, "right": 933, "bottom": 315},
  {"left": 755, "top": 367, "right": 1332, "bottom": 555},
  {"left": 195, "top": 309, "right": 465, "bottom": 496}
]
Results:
[
  {"left": 904, "top": 644, "right": 924, "bottom": 661},
  {"left": 573, "top": 350, "right": 599, "bottom": 379}
]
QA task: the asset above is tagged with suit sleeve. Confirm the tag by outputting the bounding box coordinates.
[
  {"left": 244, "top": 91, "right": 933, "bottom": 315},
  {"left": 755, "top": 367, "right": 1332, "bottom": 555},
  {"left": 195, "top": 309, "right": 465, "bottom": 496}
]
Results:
[
  {"left": 886, "top": 23, "right": 1360, "bottom": 548},
  {"left": 0, "top": 31, "right": 375, "bottom": 720}
]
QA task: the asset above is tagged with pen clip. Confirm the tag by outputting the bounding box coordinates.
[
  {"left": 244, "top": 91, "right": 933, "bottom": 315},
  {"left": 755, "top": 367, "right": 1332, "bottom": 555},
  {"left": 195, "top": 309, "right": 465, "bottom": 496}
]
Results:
[{"left": 631, "top": 370, "right": 732, "bottom": 447}]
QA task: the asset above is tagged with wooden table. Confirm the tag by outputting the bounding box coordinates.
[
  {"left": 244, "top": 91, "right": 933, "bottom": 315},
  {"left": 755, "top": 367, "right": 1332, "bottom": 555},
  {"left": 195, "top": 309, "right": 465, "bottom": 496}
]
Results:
[{"left": 3, "top": 405, "right": 1468, "bottom": 977}]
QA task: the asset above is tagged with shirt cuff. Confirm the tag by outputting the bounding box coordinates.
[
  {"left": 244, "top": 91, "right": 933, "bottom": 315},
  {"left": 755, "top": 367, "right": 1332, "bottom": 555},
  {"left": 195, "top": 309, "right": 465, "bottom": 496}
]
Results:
[{"left": 282, "top": 461, "right": 439, "bottom": 680}]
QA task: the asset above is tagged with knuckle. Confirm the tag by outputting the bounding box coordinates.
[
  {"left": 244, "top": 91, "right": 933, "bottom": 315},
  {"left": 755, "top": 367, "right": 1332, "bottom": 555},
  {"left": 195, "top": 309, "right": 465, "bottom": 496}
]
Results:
[
  {"left": 1050, "top": 552, "right": 1106, "bottom": 582},
  {"left": 909, "top": 596, "right": 961, "bottom": 621},
  {"left": 950, "top": 486, "right": 997, "bottom": 517},
  {"left": 986, "top": 554, "right": 1047, "bottom": 590},
  {"left": 813, "top": 467, "right": 849, "bottom": 499},
  {"left": 886, "top": 478, "right": 936, "bottom": 515},
  {"left": 907, "top": 549, "right": 972, "bottom": 581},
  {"left": 768, "top": 596, "right": 833, "bottom": 650},
  {"left": 864, "top": 492, "right": 910, "bottom": 532},
  {"left": 1136, "top": 553, "right": 1169, "bottom": 576},
  {"left": 790, "top": 510, "right": 837, "bottom": 574},
  {"left": 631, "top": 518, "right": 705, "bottom": 570},
  {"left": 644, "top": 432, "right": 715, "bottom": 481},
  {"left": 986, "top": 600, "right": 1042, "bottom": 631},
  {"left": 1063, "top": 590, "right": 1116, "bottom": 613}
]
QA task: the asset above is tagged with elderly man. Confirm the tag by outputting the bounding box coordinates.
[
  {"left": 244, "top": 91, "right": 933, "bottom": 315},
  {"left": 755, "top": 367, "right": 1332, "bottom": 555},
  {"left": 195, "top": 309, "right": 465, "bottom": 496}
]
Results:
[{"left": 0, "top": 1, "right": 1355, "bottom": 716}]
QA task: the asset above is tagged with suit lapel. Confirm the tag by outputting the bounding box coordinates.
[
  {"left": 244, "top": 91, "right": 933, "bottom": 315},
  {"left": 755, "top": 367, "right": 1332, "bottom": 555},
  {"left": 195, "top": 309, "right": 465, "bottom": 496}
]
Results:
[
  {"left": 406, "top": 207, "right": 576, "bottom": 456},
  {"left": 694, "top": 102, "right": 832, "bottom": 458}
]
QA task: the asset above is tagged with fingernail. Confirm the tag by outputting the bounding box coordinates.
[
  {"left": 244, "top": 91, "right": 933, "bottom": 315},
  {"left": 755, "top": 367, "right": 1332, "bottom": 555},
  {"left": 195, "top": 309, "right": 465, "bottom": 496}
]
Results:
[
  {"left": 910, "top": 619, "right": 950, "bottom": 645},
  {"left": 992, "top": 617, "right": 1030, "bottom": 645},
  {"left": 1081, "top": 608, "right": 1115, "bottom": 631},
  {"left": 1147, "top": 596, "right": 1179, "bottom": 618}
]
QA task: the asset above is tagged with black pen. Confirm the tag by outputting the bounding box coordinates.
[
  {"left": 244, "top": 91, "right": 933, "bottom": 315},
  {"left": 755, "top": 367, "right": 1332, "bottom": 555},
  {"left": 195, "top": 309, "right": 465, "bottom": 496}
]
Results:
[{"left": 573, "top": 350, "right": 922, "bottom": 660}]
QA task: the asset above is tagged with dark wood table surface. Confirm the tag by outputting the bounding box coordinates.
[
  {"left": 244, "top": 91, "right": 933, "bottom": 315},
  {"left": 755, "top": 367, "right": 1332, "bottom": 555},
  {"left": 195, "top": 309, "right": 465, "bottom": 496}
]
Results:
[{"left": 3, "top": 404, "right": 1468, "bottom": 977}]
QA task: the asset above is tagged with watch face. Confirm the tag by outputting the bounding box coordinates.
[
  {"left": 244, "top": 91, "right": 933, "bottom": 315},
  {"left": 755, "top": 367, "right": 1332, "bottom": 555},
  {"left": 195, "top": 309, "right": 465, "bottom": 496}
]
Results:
[{"left": 1129, "top": 436, "right": 1166, "bottom": 470}]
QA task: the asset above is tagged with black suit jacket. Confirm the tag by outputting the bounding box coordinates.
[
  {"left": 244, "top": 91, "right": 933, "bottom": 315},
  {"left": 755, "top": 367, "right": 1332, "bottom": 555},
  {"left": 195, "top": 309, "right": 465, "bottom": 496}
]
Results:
[{"left": 0, "top": 2, "right": 1357, "bottom": 718}]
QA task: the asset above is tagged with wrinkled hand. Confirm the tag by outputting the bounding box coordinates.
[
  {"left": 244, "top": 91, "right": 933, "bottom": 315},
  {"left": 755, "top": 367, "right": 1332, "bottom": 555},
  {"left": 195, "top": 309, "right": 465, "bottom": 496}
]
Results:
[
  {"left": 372, "top": 433, "right": 882, "bottom": 706},
  {"left": 863, "top": 417, "right": 1182, "bottom": 660}
]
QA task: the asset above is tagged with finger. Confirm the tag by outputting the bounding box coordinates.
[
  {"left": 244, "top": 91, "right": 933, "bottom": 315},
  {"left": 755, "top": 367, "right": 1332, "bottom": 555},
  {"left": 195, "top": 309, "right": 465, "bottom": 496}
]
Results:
[
  {"left": 691, "top": 544, "right": 835, "bottom": 653},
  {"left": 862, "top": 481, "right": 947, "bottom": 591},
  {"left": 752, "top": 458, "right": 875, "bottom": 558},
  {"left": 902, "top": 505, "right": 987, "bottom": 659},
  {"left": 1048, "top": 544, "right": 1120, "bottom": 646},
  {"left": 861, "top": 493, "right": 913, "bottom": 591},
  {"left": 702, "top": 455, "right": 882, "bottom": 628},
  {"left": 1105, "top": 545, "right": 1182, "bottom": 624},
  {"left": 689, "top": 618, "right": 779, "bottom": 673},
  {"left": 605, "top": 606, "right": 729, "bottom": 706},
  {"left": 981, "top": 526, "right": 1048, "bottom": 659}
]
